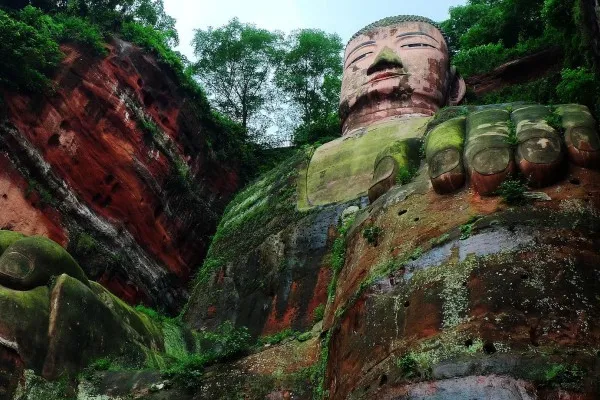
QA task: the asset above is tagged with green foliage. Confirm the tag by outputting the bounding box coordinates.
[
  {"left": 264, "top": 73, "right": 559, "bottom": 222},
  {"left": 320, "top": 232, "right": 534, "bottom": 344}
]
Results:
[
  {"left": 327, "top": 214, "right": 355, "bottom": 300},
  {"left": 258, "top": 328, "right": 299, "bottom": 346},
  {"left": 426, "top": 106, "right": 470, "bottom": 133},
  {"left": 543, "top": 363, "right": 584, "bottom": 390},
  {"left": 545, "top": 110, "right": 564, "bottom": 134},
  {"left": 52, "top": 13, "right": 106, "bottom": 54},
  {"left": 0, "top": 1, "right": 176, "bottom": 93},
  {"left": 119, "top": 21, "right": 196, "bottom": 94},
  {"left": 453, "top": 42, "right": 507, "bottom": 77},
  {"left": 505, "top": 120, "right": 518, "bottom": 146},
  {"left": 87, "top": 357, "right": 122, "bottom": 372},
  {"left": 476, "top": 75, "right": 560, "bottom": 105},
  {"left": 134, "top": 304, "right": 165, "bottom": 322},
  {"left": 313, "top": 304, "right": 325, "bottom": 323},
  {"left": 276, "top": 29, "right": 343, "bottom": 146},
  {"left": 75, "top": 233, "right": 98, "bottom": 255},
  {"left": 408, "top": 247, "right": 423, "bottom": 261},
  {"left": 396, "top": 165, "right": 418, "bottom": 186},
  {"left": 556, "top": 67, "right": 599, "bottom": 107},
  {"left": 136, "top": 113, "right": 161, "bottom": 141},
  {"left": 165, "top": 321, "right": 252, "bottom": 391},
  {"left": 447, "top": 0, "right": 600, "bottom": 115},
  {"left": 192, "top": 18, "right": 283, "bottom": 137},
  {"left": 442, "top": 0, "right": 547, "bottom": 57},
  {"left": 397, "top": 354, "right": 420, "bottom": 379},
  {"left": 362, "top": 225, "right": 383, "bottom": 246},
  {"left": 25, "top": 179, "right": 56, "bottom": 207},
  {"left": 16, "top": 370, "right": 74, "bottom": 399},
  {"left": 0, "top": 7, "right": 62, "bottom": 93},
  {"left": 297, "top": 331, "right": 312, "bottom": 342},
  {"left": 459, "top": 215, "right": 482, "bottom": 240},
  {"left": 497, "top": 179, "right": 527, "bottom": 205},
  {"left": 292, "top": 111, "right": 340, "bottom": 146},
  {"left": 311, "top": 330, "right": 332, "bottom": 399},
  {"left": 128, "top": 0, "right": 178, "bottom": 47},
  {"left": 195, "top": 150, "right": 308, "bottom": 288},
  {"left": 330, "top": 238, "right": 346, "bottom": 273}
]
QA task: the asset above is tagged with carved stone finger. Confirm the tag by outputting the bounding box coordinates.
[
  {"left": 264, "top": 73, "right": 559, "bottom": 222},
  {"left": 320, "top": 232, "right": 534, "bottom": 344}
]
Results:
[
  {"left": 465, "top": 108, "right": 514, "bottom": 195},
  {"left": 556, "top": 104, "right": 600, "bottom": 168},
  {"left": 511, "top": 105, "right": 563, "bottom": 187},
  {"left": 368, "top": 139, "right": 420, "bottom": 202},
  {"left": 425, "top": 117, "right": 466, "bottom": 194}
]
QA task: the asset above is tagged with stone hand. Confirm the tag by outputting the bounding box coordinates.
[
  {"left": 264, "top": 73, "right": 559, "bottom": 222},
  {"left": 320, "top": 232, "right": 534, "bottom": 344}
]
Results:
[{"left": 425, "top": 104, "right": 600, "bottom": 194}]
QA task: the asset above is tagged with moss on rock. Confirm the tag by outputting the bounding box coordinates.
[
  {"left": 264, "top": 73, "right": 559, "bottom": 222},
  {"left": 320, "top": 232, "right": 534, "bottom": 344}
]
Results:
[
  {"left": 44, "top": 274, "right": 147, "bottom": 379},
  {"left": 0, "top": 230, "right": 24, "bottom": 256},
  {"left": 0, "top": 285, "right": 50, "bottom": 373},
  {"left": 425, "top": 117, "right": 466, "bottom": 161},
  {"left": 0, "top": 236, "right": 88, "bottom": 290}
]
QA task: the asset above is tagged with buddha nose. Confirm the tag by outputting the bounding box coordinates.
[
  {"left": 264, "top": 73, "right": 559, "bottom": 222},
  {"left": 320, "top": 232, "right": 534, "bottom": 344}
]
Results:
[{"left": 367, "top": 46, "right": 404, "bottom": 75}]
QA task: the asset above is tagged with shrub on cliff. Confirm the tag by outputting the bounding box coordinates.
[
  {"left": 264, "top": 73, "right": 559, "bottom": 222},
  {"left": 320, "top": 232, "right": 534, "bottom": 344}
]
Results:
[
  {"left": 0, "top": 5, "right": 108, "bottom": 93},
  {"left": 446, "top": 0, "right": 600, "bottom": 117},
  {"left": 0, "top": 8, "right": 62, "bottom": 93}
]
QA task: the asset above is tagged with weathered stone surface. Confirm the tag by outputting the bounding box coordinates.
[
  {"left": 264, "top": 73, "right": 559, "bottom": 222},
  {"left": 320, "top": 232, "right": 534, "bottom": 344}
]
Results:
[
  {"left": 323, "top": 164, "right": 600, "bottom": 398},
  {"left": 304, "top": 117, "right": 429, "bottom": 207},
  {"left": 340, "top": 19, "right": 465, "bottom": 133},
  {"left": 0, "top": 232, "right": 207, "bottom": 392},
  {"left": 185, "top": 151, "right": 364, "bottom": 337},
  {"left": 0, "top": 236, "right": 88, "bottom": 290},
  {"left": 512, "top": 105, "right": 562, "bottom": 187},
  {"left": 425, "top": 117, "right": 466, "bottom": 193},
  {"left": 0, "top": 39, "right": 240, "bottom": 312},
  {"left": 465, "top": 47, "right": 563, "bottom": 97},
  {"left": 369, "top": 138, "right": 421, "bottom": 203},
  {"left": 559, "top": 104, "right": 600, "bottom": 168},
  {"left": 43, "top": 274, "right": 147, "bottom": 379},
  {"left": 465, "top": 108, "right": 514, "bottom": 194}
]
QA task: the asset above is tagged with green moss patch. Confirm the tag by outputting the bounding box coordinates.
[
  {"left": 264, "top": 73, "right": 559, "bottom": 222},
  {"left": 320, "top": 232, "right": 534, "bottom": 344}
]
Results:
[
  {"left": 425, "top": 117, "right": 466, "bottom": 161},
  {"left": 192, "top": 150, "right": 310, "bottom": 287},
  {"left": 0, "top": 235, "right": 88, "bottom": 290},
  {"left": 0, "top": 230, "right": 24, "bottom": 256}
]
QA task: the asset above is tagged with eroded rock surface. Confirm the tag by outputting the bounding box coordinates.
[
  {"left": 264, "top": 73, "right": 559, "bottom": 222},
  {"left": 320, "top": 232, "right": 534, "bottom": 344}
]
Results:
[{"left": 0, "top": 39, "right": 239, "bottom": 312}]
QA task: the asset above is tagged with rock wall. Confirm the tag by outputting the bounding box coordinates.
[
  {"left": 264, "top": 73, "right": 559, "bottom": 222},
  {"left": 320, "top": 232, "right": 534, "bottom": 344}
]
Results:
[
  {"left": 184, "top": 150, "right": 360, "bottom": 336},
  {"left": 465, "top": 47, "right": 563, "bottom": 97},
  {"left": 324, "top": 163, "right": 600, "bottom": 399},
  {"left": 0, "top": 39, "right": 239, "bottom": 312},
  {"left": 184, "top": 106, "right": 600, "bottom": 399}
]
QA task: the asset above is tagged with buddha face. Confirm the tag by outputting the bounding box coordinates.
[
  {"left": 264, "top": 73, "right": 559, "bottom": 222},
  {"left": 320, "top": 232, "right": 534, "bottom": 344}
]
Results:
[{"left": 340, "top": 21, "right": 465, "bottom": 133}]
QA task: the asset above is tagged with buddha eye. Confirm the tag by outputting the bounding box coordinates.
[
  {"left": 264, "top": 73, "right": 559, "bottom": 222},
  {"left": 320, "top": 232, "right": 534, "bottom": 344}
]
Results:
[
  {"left": 401, "top": 43, "right": 436, "bottom": 49},
  {"left": 347, "top": 52, "right": 373, "bottom": 68}
]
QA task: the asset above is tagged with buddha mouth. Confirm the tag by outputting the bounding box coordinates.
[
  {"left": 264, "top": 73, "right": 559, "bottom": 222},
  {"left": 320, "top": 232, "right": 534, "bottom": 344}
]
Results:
[{"left": 367, "top": 70, "right": 408, "bottom": 84}]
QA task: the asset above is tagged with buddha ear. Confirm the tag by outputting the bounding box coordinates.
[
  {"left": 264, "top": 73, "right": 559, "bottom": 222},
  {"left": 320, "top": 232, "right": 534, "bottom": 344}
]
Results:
[{"left": 448, "top": 66, "right": 466, "bottom": 106}]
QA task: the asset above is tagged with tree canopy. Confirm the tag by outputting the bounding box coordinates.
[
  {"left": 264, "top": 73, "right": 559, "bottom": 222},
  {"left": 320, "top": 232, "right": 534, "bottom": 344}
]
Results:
[
  {"left": 192, "top": 18, "right": 283, "bottom": 142},
  {"left": 442, "top": 0, "right": 600, "bottom": 113},
  {"left": 275, "top": 29, "right": 343, "bottom": 146}
]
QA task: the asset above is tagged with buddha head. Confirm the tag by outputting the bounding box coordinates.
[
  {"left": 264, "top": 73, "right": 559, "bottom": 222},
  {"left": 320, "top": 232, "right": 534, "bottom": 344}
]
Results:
[{"left": 340, "top": 15, "right": 466, "bottom": 133}]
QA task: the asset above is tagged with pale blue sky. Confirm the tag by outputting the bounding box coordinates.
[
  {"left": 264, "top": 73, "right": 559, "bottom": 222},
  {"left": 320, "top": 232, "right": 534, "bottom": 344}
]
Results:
[{"left": 164, "top": 0, "right": 466, "bottom": 60}]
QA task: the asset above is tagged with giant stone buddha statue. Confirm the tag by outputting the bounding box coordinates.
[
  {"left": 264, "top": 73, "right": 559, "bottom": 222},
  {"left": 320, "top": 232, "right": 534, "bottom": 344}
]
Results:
[
  {"left": 301, "top": 15, "right": 599, "bottom": 209},
  {"left": 315, "top": 16, "right": 600, "bottom": 399}
]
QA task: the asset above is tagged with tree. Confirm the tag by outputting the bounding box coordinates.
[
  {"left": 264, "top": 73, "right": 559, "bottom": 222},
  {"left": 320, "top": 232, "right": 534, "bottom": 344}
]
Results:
[
  {"left": 274, "top": 29, "right": 343, "bottom": 145},
  {"left": 127, "top": 0, "right": 178, "bottom": 46},
  {"left": 441, "top": 0, "right": 545, "bottom": 52},
  {"left": 0, "top": 7, "right": 62, "bottom": 92},
  {"left": 192, "top": 18, "right": 283, "bottom": 141}
]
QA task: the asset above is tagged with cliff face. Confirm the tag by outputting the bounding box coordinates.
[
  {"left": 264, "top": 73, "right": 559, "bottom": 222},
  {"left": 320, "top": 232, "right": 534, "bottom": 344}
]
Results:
[
  {"left": 464, "top": 47, "right": 562, "bottom": 97},
  {"left": 183, "top": 108, "right": 600, "bottom": 399},
  {"left": 184, "top": 151, "right": 350, "bottom": 336},
  {"left": 0, "top": 39, "right": 239, "bottom": 312}
]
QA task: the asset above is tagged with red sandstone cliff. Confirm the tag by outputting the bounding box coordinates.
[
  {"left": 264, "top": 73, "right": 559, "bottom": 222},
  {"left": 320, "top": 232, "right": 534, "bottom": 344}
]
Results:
[{"left": 0, "top": 39, "right": 239, "bottom": 312}]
